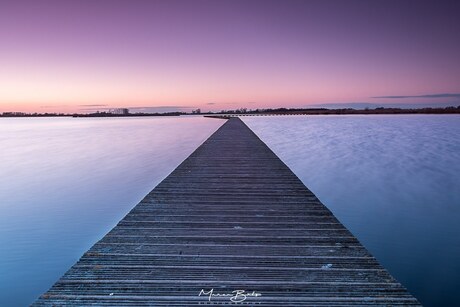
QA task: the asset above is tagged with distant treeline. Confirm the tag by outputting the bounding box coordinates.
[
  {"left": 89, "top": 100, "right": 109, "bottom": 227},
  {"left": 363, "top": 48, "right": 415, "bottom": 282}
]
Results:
[
  {"left": 0, "top": 112, "right": 69, "bottom": 117},
  {"left": 211, "top": 106, "right": 460, "bottom": 115}
]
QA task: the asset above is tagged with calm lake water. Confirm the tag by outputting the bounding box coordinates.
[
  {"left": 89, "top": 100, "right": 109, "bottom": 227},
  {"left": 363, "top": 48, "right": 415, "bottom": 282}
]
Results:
[
  {"left": 243, "top": 115, "right": 460, "bottom": 307},
  {"left": 0, "top": 116, "right": 224, "bottom": 306},
  {"left": 1, "top": 115, "right": 459, "bottom": 306}
]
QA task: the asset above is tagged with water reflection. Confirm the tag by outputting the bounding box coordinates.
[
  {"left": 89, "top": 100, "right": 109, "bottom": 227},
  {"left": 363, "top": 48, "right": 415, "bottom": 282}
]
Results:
[
  {"left": 243, "top": 115, "right": 460, "bottom": 307},
  {"left": 0, "top": 116, "right": 224, "bottom": 306}
]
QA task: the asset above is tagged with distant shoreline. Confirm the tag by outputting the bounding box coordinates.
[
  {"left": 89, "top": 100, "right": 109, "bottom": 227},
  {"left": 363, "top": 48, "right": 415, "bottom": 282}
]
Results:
[
  {"left": 1, "top": 106, "right": 459, "bottom": 118},
  {"left": 0, "top": 112, "right": 184, "bottom": 118}
]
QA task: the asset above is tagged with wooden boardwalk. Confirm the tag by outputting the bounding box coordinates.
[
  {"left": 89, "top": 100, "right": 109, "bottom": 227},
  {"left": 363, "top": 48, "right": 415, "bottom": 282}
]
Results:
[{"left": 34, "top": 117, "right": 420, "bottom": 306}]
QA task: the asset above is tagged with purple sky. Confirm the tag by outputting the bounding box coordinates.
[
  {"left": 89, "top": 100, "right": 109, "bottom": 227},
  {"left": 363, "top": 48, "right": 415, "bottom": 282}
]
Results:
[{"left": 1, "top": 0, "right": 459, "bottom": 112}]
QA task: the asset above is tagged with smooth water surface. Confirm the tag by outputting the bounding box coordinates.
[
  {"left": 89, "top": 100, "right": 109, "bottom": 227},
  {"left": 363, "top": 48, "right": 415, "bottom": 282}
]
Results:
[
  {"left": 1, "top": 115, "right": 459, "bottom": 306},
  {"left": 243, "top": 115, "right": 460, "bottom": 307},
  {"left": 0, "top": 116, "right": 224, "bottom": 306}
]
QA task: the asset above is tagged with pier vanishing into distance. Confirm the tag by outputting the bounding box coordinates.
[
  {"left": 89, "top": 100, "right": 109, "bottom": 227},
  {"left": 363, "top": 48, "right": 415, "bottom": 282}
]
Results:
[{"left": 34, "top": 117, "right": 420, "bottom": 306}]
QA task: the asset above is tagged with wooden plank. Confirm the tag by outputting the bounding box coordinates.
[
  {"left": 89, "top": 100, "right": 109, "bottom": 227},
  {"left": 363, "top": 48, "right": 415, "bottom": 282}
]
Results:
[{"left": 33, "top": 117, "right": 420, "bottom": 306}]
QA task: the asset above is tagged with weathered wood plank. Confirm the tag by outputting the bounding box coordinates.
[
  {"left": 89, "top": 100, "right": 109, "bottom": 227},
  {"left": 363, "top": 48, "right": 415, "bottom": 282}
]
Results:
[{"left": 33, "top": 117, "right": 420, "bottom": 306}]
